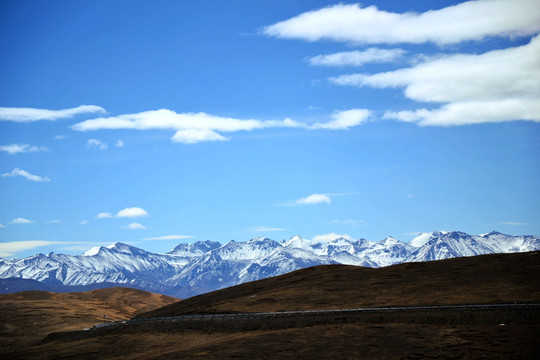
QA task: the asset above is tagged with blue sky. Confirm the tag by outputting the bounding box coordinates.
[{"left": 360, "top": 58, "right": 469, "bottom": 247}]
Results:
[{"left": 1, "top": 0, "right": 539, "bottom": 258}]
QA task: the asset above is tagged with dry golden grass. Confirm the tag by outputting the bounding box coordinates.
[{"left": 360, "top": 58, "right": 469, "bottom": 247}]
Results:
[{"left": 0, "top": 287, "right": 177, "bottom": 351}]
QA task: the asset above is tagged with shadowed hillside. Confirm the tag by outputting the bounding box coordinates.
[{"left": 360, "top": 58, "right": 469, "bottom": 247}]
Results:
[
  {"left": 0, "top": 287, "right": 177, "bottom": 351},
  {"left": 138, "top": 251, "right": 540, "bottom": 318}
]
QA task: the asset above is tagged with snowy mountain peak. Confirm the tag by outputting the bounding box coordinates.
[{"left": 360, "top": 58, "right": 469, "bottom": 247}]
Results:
[
  {"left": 83, "top": 246, "right": 103, "bottom": 256},
  {"left": 379, "top": 236, "right": 399, "bottom": 245},
  {"left": 283, "top": 235, "right": 314, "bottom": 251},
  {"left": 410, "top": 233, "right": 433, "bottom": 248},
  {"left": 479, "top": 230, "right": 502, "bottom": 237},
  {"left": 166, "top": 240, "right": 221, "bottom": 256},
  {"left": 248, "top": 236, "right": 273, "bottom": 243},
  {"left": 106, "top": 242, "right": 145, "bottom": 255}
]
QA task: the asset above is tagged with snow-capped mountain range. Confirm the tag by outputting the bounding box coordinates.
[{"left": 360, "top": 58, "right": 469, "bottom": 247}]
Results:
[{"left": 1, "top": 231, "right": 539, "bottom": 297}]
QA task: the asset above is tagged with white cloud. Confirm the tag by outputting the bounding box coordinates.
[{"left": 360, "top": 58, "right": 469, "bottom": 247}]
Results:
[
  {"left": 71, "top": 109, "right": 305, "bottom": 144},
  {"left": 0, "top": 223, "right": 6, "bottom": 228},
  {"left": 336, "top": 36, "right": 540, "bottom": 126},
  {"left": 501, "top": 221, "right": 527, "bottom": 226},
  {"left": 312, "top": 233, "right": 353, "bottom": 243},
  {"left": 142, "top": 235, "right": 196, "bottom": 241},
  {"left": 54, "top": 135, "right": 67, "bottom": 140},
  {"left": 116, "top": 207, "right": 149, "bottom": 218},
  {"left": 86, "top": 139, "right": 108, "bottom": 150},
  {"left": 308, "top": 48, "right": 405, "bottom": 67},
  {"left": 2, "top": 168, "right": 50, "bottom": 182},
  {"left": 47, "top": 219, "right": 62, "bottom": 224},
  {"left": 280, "top": 192, "right": 357, "bottom": 206},
  {"left": 0, "top": 144, "right": 48, "bottom": 154},
  {"left": 384, "top": 99, "right": 540, "bottom": 126},
  {"left": 96, "top": 207, "right": 150, "bottom": 219},
  {"left": 333, "top": 37, "right": 540, "bottom": 103},
  {"left": 263, "top": 1, "right": 540, "bottom": 45},
  {"left": 80, "top": 220, "right": 89, "bottom": 225},
  {"left": 0, "top": 105, "right": 105, "bottom": 122},
  {"left": 311, "top": 109, "right": 370, "bottom": 130},
  {"left": 0, "top": 240, "right": 56, "bottom": 257},
  {"left": 124, "top": 222, "right": 147, "bottom": 230},
  {"left": 9, "top": 217, "right": 34, "bottom": 224},
  {"left": 115, "top": 140, "right": 124, "bottom": 147},
  {"left": 296, "top": 194, "right": 332, "bottom": 205},
  {"left": 172, "top": 129, "right": 229, "bottom": 144},
  {"left": 249, "top": 226, "right": 287, "bottom": 232},
  {"left": 96, "top": 212, "right": 112, "bottom": 219}
]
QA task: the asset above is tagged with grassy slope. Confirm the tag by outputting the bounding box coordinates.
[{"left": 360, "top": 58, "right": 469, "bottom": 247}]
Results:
[{"left": 138, "top": 251, "right": 540, "bottom": 318}]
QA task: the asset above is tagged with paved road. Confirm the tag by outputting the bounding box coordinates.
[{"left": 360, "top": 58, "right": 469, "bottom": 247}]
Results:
[{"left": 91, "top": 303, "right": 540, "bottom": 329}]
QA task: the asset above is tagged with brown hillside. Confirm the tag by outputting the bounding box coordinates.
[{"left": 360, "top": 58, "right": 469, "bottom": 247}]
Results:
[
  {"left": 139, "top": 251, "right": 540, "bottom": 318},
  {"left": 5, "top": 252, "right": 540, "bottom": 360},
  {"left": 0, "top": 287, "right": 178, "bottom": 351}
]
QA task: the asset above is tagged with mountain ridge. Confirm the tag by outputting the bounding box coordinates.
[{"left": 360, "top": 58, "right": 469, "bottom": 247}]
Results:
[{"left": 1, "top": 231, "right": 539, "bottom": 297}]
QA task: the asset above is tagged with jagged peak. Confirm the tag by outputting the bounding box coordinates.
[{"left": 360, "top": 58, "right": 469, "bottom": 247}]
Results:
[
  {"left": 107, "top": 241, "right": 127, "bottom": 249},
  {"left": 248, "top": 236, "right": 273, "bottom": 243},
  {"left": 106, "top": 242, "right": 146, "bottom": 255},
  {"left": 83, "top": 246, "right": 103, "bottom": 256},
  {"left": 167, "top": 240, "right": 221, "bottom": 254},
  {"left": 379, "top": 236, "right": 399, "bottom": 244},
  {"left": 480, "top": 230, "right": 503, "bottom": 237}
]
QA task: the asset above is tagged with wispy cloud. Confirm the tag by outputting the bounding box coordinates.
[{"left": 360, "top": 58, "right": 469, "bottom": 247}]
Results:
[
  {"left": 311, "top": 109, "right": 370, "bottom": 130},
  {"left": 47, "top": 219, "right": 62, "bottom": 224},
  {"left": 262, "top": 1, "right": 540, "bottom": 45},
  {"left": 501, "top": 221, "right": 527, "bottom": 226},
  {"left": 86, "top": 139, "right": 108, "bottom": 150},
  {"left": 142, "top": 235, "right": 195, "bottom": 241},
  {"left": 0, "top": 105, "right": 105, "bottom": 122},
  {"left": 115, "top": 140, "right": 124, "bottom": 148},
  {"left": 2, "top": 168, "right": 50, "bottom": 182},
  {"left": 295, "top": 193, "right": 332, "bottom": 205},
  {"left": 0, "top": 223, "right": 6, "bottom": 228},
  {"left": 280, "top": 192, "right": 357, "bottom": 206},
  {"left": 9, "top": 217, "right": 34, "bottom": 224},
  {"left": 96, "top": 212, "right": 112, "bottom": 219},
  {"left": 0, "top": 144, "right": 48, "bottom": 154},
  {"left": 124, "top": 222, "right": 147, "bottom": 230},
  {"left": 0, "top": 240, "right": 85, "bottom": 257},
  {"left": 0, "top": 240, "right": 55, "bottom": 257},
  {"left": 308, "top": 48, "right": 405, "bottom": 67}
]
